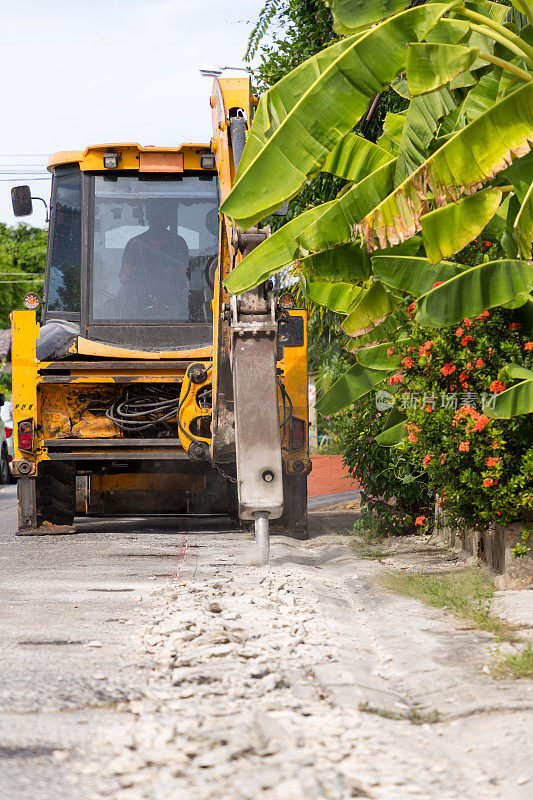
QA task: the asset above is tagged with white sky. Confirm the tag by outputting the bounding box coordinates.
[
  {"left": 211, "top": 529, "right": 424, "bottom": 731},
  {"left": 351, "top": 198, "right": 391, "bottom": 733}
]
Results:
[{"left": 0, "top": 0, "right": 266, "bottom": 227}]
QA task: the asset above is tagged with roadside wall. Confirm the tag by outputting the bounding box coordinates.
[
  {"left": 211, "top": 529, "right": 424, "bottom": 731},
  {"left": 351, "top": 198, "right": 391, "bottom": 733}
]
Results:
[
  {"left": 308, "top": 455, "right": 360, "bottom": 498},
  {"left": 434, "top": 504, "right": 533, "bottom": 588}
]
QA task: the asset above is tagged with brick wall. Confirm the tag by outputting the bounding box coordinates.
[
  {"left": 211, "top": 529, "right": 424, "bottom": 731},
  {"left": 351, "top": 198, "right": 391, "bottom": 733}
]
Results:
[{"left": 308, "top": 454, "right": 360, "bottom": 497}]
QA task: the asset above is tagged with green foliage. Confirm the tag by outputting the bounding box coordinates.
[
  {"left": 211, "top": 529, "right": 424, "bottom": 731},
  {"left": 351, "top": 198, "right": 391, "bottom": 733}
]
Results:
[
  {"left": 245, "top": 1, "right": 337, "bottom": 90},
  {"left": 392, "top": 308, "right": 533, "bottom": 530},
  {"left": 337, "top": 390, "right": 432, "bottom": 535},
  {"left": 0, "top": 223, "right": 46, "bottom": 328}
]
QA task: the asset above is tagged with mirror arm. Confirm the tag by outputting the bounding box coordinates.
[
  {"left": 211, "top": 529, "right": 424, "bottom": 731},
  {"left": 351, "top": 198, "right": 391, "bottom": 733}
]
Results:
[{"left": 31, "top": 196, "right": 49, "bottom": 223}]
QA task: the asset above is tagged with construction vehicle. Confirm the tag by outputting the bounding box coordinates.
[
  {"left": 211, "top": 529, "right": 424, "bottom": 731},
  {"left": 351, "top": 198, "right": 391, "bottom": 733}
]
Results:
[{"left": 9, "top": 77, "right": 310, "bottom": 562}]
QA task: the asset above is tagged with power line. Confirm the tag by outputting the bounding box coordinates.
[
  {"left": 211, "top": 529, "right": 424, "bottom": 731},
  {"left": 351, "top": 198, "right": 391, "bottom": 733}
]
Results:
[{"left": 0, "top": 177, "right": 51, "bottom": 182}]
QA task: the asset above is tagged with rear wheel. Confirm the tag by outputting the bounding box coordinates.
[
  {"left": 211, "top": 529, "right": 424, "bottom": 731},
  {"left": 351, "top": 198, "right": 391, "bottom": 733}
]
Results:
[
  {"left": 0, "top": 447, "right": 10, "bottom": 485},
  {"left": 36, "top": 461, "right": 76, "bottom": 526}
]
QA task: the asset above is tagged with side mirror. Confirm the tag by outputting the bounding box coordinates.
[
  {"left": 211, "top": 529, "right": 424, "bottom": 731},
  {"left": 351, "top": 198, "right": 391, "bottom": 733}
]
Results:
[{"left": 11, "top": 185, "right": 33, "bottom": 217}]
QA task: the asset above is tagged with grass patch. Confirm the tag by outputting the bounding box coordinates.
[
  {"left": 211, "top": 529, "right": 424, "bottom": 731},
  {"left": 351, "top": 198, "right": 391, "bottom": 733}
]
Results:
[
  {"left": 380, "top": 566, "right": 515, "bottom": 641},
  {"left": 358, "top": 702, "right": 440, "bottom": 725},
  {"left": 349, "top": 514, "right": 392, "bottom": 560},
  {"left": 492, "top": 645, "right": 533, "bottom": 679}
]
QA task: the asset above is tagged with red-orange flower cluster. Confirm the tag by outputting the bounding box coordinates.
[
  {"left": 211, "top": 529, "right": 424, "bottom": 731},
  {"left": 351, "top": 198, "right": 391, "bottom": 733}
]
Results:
[
  {"left": 459, "top": 441, "right": 469, "bottom": 452},
  {"left": 442, "top": 363, "right": 456, "bottom": 376},
  {"left": 509, "top": 322, "right": 521, "bottom": 331},
  {"left": 476, "top": 310, "right": 489, "bottom": 320},
  {"left": 407, "top": 302, "right": 416, "bottom": 315},
  {"left": 423, "top": 454, "right": 431, "bottom": 467},
  {"left": 386, "top": 346, "right": 395, "bottom": 357},
  {"left": 432, "top": 281, "right": 444, "bottom": 288},
  {"left": 490, "top": 380, "right": 506, "bottom": 394},
  {"left": 415, "top": 515, "right": 426, "bottom": 526},
  {"left": 402, "top": 356, "right": 413, "bottom": 369},
  {"left": 455, "top": 327, "right": 464, "bottom": 337},
  {"left": 483, "top": 478, "right": 496, "bottom": 488},
  {"left": 486, "top": 457, "right": 501, "bottom": 468},
  {"left": 463, "top": 318, "right": 473, "bottom": 327},
  {"left": 475, "top": 358, "right": 484, "bottom": 368},
  {"left": 419, "top": 340, "right": 434, "bottom": 357},
  {"left": 525, "top": 342, "right": 533, "bottom": 351},
  {"left": 389, "top": 373, "right": 403, "bottom": 386},
  {"left": 461, "top": 334, "right": 474, "bottom": 347}
]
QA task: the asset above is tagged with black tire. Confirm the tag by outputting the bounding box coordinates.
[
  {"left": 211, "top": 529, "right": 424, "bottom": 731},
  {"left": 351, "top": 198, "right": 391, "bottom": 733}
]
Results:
[
  {"left": 0, "top": 447, "right": 10, "bottom": 485},
  {"left": 36, "top": 461, "right": 76, "bottom": 526}
]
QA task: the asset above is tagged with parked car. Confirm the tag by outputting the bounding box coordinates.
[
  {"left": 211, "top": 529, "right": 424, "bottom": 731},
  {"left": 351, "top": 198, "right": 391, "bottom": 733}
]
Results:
[{"left": 0, "top": 396, "right": 13, "bottom": 484}]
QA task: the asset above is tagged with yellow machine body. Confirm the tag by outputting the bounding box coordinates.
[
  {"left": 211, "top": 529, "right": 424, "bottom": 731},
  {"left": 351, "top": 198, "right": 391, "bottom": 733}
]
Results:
[{"left": 11, "top": 78, "right": 310, "bottom": 533}]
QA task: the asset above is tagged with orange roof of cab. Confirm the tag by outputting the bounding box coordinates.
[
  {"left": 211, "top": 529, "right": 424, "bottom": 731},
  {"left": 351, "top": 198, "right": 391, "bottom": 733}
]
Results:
[{"left": 47, "top": 143, "right": 211, "bottom": 172}]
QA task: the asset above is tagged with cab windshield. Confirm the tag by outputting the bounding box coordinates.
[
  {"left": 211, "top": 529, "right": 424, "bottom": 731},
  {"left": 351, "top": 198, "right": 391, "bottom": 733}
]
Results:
[{"left": 91, "top": 174, "right": 219, "bottom": 324}]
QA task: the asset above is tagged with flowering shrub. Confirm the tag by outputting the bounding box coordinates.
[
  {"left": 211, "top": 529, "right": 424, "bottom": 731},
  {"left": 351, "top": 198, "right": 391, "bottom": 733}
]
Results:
[
  {"left": 390, "top": 308, "right": 533, "bottom": 530},
  {"left": 338, "top": 391, "right": 432, "bottom": 535}
]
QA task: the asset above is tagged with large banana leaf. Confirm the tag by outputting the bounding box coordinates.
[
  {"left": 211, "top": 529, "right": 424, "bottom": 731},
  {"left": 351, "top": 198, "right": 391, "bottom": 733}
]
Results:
[
  {"left": 375, "top": 405, "right": 408, "bottom": 445},
  {"left": 236, "top": 36, "right": 358, "bottom": 183},
  {"left": 297, "top": 161, "right": 396, "bottom": 252},
  {"left": 372, "top": 254, "right": 465, "bottom": 295},
  {"left": 322, "top": 133, "right": 394, "bottom": 182},
  {"left": 223, "top": 201, "right": 334, "bottom": 294},
  {"left": 406, "top": 43, "right": 479, "bottom": 95},
  {"left": 420, "top": 188, "right": 502, "bottom": 263},
  {"left": 344, "top": 309, "right": 405, "bottom": 345},
  {"left": 317, "top": 363, "right": 389, "bottom": 416},
  {"left": 327, "top": 0, "right": 411, "bottom": 32},
  {"left": 514, "top": 180, "right": 533, "bottom": 254},
  {"left": 485, "top": 373, "right": 533, "bottom": 418},
  {"left": 302, "top": 277, "right": 363, "bottom": 313},
  {"left": 414, "top": 259, "right": 533, "bottom": 326},
  {"left": 463, "top": 68, "right": 515, "bottom": 122},
  {"left": 221, "top": 4, "right": 451, "bottom": 228},
  {"left": 377, "top": 112, "right": 406, "bottom": 155},
  {"left": 300, "top": 243, "right": 371, "bottom": 283},
  {"left": 355, "top": 341, "right": 404, "bottom": 369},
  {"left": 394, "top": 85, "right": 456, "bottom": 186},
  {"left": 356, "top": 82, "right": 533, "bottom": 250},
  {"left": 342, "top": 281, "right": 399, "bottom": 336}
]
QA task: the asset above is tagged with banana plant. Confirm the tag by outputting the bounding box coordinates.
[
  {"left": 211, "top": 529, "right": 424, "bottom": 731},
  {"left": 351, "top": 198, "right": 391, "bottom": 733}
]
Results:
[{"left": 221, "top": 0, "right": 533, "bottom": 417}]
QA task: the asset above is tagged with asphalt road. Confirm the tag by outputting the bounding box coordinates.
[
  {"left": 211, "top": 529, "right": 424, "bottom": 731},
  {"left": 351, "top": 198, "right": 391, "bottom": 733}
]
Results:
[{"left": 1, "top": 484, "right": 532, "bottom": 799}]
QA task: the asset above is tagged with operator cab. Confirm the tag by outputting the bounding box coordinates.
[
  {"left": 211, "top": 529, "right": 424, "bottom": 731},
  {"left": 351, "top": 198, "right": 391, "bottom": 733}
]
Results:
[{"left": 13, "top": 143, "right": 219, "bottom": 355}]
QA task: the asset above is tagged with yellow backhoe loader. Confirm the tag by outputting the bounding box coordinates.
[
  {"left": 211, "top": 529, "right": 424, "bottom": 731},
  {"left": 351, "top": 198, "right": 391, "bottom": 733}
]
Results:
[{"left": 9, "top": 77, "right": 310, "bottom": 562}]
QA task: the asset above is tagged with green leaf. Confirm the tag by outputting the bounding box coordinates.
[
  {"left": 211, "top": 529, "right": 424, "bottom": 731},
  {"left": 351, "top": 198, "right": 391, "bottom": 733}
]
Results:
[
  {"left": 506, "top": 363, "right": 533, "bottom": 380},
  {"left": 317, "top": 363, "right": 389, "bottom": 416},
  {"left": 342, "top": 281, "right": 399, "bottom": 336},
  {"left": 375, "top": 413, "right": 408, "bottom": 445},
  {"left": 406, "top": 43, "right": 479, "bottom": 95},
  {"left": 297, "top": 161, "right": 396, "bottom": 253},
  {"left": 356, "top": 82, "right": 533, "bottom": 250},
  {"left": 514, "top": 180, "right": 533, "bottom": 256},
  {"left": 377, "top": 113, "right": 406, "bottom": 155},
  {"left": 221, "top": 4, "right": 451, "bottom": 228},
  {"left": 300, "top": 243, "right": 371, "bottom": 283},
  {"left": 344, "top": 309, "right": 404, "bottom": 345},
  {"left": 463, "top": 68, "right": 514, "bottom": 122},
  {"left": 485, "top": 378, "right": 533, "bottom": 418},
  {"left": 302, "top": 277, "right": 363, "bottom": 314},
  {"left": 322, "top": 133, "right": 394, "bottom": 182},
  {"left": 395, "top": 85, "right": 456, "bottom": 186},
  {"left": 355, "top": 341, "right": 404, "bottom": 369},
  {"left": 420, "top": 188, "right": 503, "bottom": 264},
  {"left": 223, "top": 202, "right": 334, "bottom": 294},
  {"left": 414, "top": 259, "right": 533, "bottom": 327},
  {"left": 372, "top": 254, "right": 465, "bottom": 296},
  {"left": 327, "top": 0, "right": 411, "bottom": 32}
]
